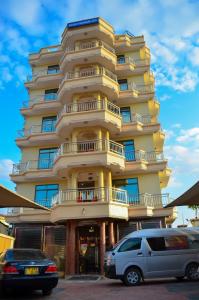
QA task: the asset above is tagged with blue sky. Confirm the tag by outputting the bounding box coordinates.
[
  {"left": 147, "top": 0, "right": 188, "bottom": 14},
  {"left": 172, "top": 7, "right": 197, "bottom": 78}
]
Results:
[{"left": 0, "top": 0, "right": 199, "bottom": 226}]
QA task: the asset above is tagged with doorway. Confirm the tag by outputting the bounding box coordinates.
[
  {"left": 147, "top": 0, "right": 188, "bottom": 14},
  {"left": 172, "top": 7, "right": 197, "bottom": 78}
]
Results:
[{"left": 77, "top": 225, "right": 100, "bottom": 274}]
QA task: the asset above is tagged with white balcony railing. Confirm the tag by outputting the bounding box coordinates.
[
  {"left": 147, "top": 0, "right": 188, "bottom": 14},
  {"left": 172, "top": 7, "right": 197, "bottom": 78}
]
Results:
[
  {"left": 125, "top": 150, "right": 165, "bottom": 162},
  {"left": 51, "top": 188, "right": 170, "bottom": 207},
  {"left": 65, "top": 40, "right": 115, "bottom": 54},
  {"left": 17, "top": 123, "right": 56, "bottom": 138},
  {"left": 27, "top": 69, "right": 61, "bottom": 82},
  {"left": 56, "top": 139, "right": 124, "bottom": 158},
  {"left": 30, "top": 45, "right": 61, "bottom": 56},
  {"left": 22, "top": 93, "right": 58, "bottom": 108},
  {"left": 12, "top": 159, "right": 54, "bottom": 174},
  {"left": 58, "top": 99, "right": 120, "bottom": 119},
  {"left": 64, "top": 67, "right": 117, "bottom": 82}
]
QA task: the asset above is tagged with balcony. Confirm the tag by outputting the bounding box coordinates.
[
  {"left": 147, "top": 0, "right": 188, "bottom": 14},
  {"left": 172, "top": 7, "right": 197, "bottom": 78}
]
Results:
[
  {"left": 153, "top": 130, "right": 165, "bottom": 152},
  {"left": 11, "top": 159, "right": 56, "bottom": 182},
  {"left": 60, "top": 40, "right": 116, "bottom": 71},
  {"left": 58, "top": 67, "right": 119, "bottom": 102},
  {"left": 56, "top": 99, "right": 122, "bottom": 136},
  {"left": 29, "top": 45, "right": 63, "bottom": 66},
  {"left": 62, "top": 17, "right": 115, "bottom": 48},
  {"left": 16, "top": 124, "right": 61, "bottom": 147},
  {"left": 25, "top": 69, "right": 63, "bottom": 89},
  {"left": 115, "top": 35, "right": 145, "bottom": 51},
  {"left": 116, "top": 57, "right": 135, "bottom": 76},
  {"left": 128, "top": 193, "right": 174, "bottom": 218},
  {"left": 117, "top": 82, "right": 139, "bottom": 105},
  {"left": 21, "top": 93, "right": 61, "bottom": 116},
  {"left": 115, "top": 113, "right": 160, "bottom": 138},
  {"left": 50, "top": 187, "right": 128, "bottom": 222},
  {"left": 53, "top": 140, "right": 125, "bottom": 176},
  {"left": 124, "top": 150, "right": 168, "bottom": 174}
]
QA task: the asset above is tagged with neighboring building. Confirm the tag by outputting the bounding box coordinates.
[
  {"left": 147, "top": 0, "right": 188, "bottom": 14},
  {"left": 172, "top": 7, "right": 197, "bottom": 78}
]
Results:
[{"left": 9, "top": 17, "right": 176, "bottom": 275}]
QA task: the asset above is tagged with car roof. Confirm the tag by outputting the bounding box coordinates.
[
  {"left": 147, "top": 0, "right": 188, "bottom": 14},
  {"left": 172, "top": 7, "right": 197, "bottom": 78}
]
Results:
[{"left": 125, "top": 227, "right": 199, "bottom": 238}]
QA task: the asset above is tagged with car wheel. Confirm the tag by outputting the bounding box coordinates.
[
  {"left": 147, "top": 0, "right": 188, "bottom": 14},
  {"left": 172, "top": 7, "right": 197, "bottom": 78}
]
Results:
[
  {"left": 42, "top": 289, "right": 52, "bottom": 296},
  {"left": 176, "top": 276, "right": 184, "bottom": 281},
  {"left": 123, "top": 267, "right": 142, "bottom": 286},
  {"left": 186, "top": 263, "right": 199, "bottom": 281}
]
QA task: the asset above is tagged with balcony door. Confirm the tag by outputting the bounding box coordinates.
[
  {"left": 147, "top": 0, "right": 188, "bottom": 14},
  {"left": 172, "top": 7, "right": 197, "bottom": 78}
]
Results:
[
  {"left": 112, "top": 178, "right": 139, "bottom": 204},
  {"left": 77, "top": 181, "right": 95, "bottom": 202},
  {"left": 38, "top": 148, "right": 57, "bottom": 169},
  {"left": 118, "top": 140, "right": 135, "bottom": 161}
]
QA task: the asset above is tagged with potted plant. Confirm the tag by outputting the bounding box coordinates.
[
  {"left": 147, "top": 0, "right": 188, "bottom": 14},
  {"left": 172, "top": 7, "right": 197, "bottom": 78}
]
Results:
[{"left": 189, "top": 205, "right": 199, "bottom": 227}]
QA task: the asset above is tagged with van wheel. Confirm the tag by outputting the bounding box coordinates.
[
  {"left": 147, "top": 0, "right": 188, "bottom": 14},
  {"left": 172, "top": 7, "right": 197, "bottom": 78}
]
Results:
[
  {"left": 123, "top": 267, "right": 141, "bottom": 286},
  {"left": 186, "top": 263, "right": 199, "bottom": 281}
]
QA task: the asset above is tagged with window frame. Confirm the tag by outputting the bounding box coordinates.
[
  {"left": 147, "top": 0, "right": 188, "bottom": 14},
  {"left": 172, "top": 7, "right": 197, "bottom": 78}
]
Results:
[
  {"left": 118, "top": 238, "right": 142, "bottom": 252},
  {"left": 34, "top": 184, "right": 59, "bottom": 208}
]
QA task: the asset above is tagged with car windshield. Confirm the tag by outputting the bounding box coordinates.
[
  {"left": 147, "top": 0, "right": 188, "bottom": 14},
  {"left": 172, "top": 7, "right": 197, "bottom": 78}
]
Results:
[{"left": 7, "top": 250, "right": 47, "bottom": 260}]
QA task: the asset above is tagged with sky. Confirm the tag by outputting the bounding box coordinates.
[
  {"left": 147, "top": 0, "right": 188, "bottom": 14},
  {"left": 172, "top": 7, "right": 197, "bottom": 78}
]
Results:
[{"left": 0, "top": 0, "right": 199, "bottom": 226}]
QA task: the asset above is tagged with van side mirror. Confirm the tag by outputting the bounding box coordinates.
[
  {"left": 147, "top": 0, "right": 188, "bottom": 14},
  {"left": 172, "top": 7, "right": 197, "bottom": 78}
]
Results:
[{"left": 112, "top": 252, "right": 115, "bottom": 256}]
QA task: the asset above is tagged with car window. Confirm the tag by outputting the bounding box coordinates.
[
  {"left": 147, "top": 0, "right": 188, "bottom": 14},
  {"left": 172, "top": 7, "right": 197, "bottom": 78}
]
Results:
[
  {"left": 118, "top": 238, "right": 142, "bottom": 252},
  {"left": 147, "top": 235, "right": 189, "bottom": 251},
  {"left": 188, "top": 234, "right": 199, "bottom": 249},
  {"left": 7, "top": 250, "right": 47, "bottom": 260}
]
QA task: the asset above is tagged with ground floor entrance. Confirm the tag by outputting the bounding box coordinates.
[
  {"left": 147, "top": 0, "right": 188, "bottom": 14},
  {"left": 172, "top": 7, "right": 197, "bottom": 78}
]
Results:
[
  {"left": 77, "top": 225, "right": 100, "bottom": 274},
  {"left": 13, "top": 217, "right": 166, "bottom": 276}
]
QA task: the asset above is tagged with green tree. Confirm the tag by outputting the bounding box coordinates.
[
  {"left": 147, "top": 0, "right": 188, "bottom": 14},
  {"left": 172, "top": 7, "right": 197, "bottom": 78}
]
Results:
[{"left": 189, "top": 205, "right": 199, "bottom": 219}]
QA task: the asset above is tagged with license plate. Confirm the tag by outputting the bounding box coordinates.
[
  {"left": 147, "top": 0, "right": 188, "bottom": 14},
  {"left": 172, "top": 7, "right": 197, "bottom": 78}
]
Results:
[{"left": 25, "top": 267, "right": 39, "bottom": 275}]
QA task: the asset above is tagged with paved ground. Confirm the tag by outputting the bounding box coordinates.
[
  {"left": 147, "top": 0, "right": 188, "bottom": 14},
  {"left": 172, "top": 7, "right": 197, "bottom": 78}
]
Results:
[{"left": 1, "top": 278, "right": 199, "bottom": 300}]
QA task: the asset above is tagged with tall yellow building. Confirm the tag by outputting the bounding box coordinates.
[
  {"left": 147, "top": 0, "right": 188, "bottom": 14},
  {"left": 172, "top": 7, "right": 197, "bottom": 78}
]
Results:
[{"left": 9, "top": 17, "right": 176, "bottom": 275}]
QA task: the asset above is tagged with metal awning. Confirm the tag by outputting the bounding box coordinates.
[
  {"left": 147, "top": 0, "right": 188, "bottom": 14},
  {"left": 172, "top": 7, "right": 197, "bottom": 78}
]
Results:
[
  {"left": 0, "top": 185, "right": 50, "bottom": 210},
  {"left": 166, "top": 181, "right": 199, "bottom": 207}
]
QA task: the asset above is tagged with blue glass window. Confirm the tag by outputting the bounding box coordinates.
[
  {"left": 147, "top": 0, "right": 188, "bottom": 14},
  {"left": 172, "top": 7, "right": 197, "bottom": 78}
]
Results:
[
  {"left": 119, "top": 140, "right": 135, "bottom": 161},
  {"left": 34, "top": 184, "right": 59, "bottom": 208},
  {"left": 47, "top": 65, "right": 60, "bottom": 74},
  {"left": 42, "top": 116, "right": 56, "bottom": 132},
  {"left": 44, "top": 89, "right": 58, "bottom": 101},
  {"left": 112, "top": 178, "right": 139, "bottom": 204},
  {"left": 120, "top": 107, "right": 131, "bottom": 123},
  {"left": 117, "top": 55, "right": 125, "bottom": 64},
  {"left": 38, "top": 148, "right": 58, "bottom": 169},
  {"left": 118, "top": 79, "right": 128, "bottom": 91}
]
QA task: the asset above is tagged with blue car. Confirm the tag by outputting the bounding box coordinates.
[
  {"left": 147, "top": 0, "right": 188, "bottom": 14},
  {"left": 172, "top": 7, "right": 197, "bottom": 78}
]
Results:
[{"left": 0, "top": 248, "right": 58, "bottom": 296}]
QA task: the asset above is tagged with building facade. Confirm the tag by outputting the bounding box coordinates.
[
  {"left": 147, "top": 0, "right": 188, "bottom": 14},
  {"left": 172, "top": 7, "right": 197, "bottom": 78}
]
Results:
[{"left": 9, "top": 17, "right": 176, "bottom": 275}]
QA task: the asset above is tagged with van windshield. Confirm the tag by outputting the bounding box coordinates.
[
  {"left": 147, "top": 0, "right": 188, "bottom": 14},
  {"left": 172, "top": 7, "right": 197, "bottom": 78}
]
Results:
[{"left": 111, "top": 238, "right": 127, "bottom": 251}]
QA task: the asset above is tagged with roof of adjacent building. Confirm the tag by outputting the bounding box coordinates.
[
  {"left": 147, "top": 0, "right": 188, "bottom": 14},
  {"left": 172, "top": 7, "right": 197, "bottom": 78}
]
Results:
[
  {"left": 0, "top": 184, "right": 49, "bottom": 210},
  {"left": 166, "top": 181, "right": 199, "bottom": 207}
]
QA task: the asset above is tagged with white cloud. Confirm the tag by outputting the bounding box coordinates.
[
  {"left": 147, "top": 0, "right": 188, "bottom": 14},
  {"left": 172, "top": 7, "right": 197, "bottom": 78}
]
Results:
[
  {"left": 0, "top": 159, "right": 14, "bottom": 180},
  {"left": 177, "top": 128, "right": 199, "bottom": 143},
  {"left": 172, "top": 124, "right": 181, "bottom": 129},
  {"left": 189, "top": 47, "right": 199, "bottom": 66},
  {"left": 159, "top": 94, "right": 171, "bottom": 102}
]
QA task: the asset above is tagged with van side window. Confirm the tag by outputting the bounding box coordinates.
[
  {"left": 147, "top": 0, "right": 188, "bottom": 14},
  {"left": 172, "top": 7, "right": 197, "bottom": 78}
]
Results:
[
  {"left": 118, "top": 238, "right": 141, "bottom": 252},
  {"left": 147, "top": 237, "right": 165, "bottom": 251},
  {"left": 147, "top": 236, "right": 189, "bottom": 251}
]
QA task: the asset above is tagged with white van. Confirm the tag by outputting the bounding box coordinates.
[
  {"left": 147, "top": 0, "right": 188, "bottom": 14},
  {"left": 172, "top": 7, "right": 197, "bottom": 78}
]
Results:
[{"left": 104, "top": 228, "right": 199, "bottom": 286}]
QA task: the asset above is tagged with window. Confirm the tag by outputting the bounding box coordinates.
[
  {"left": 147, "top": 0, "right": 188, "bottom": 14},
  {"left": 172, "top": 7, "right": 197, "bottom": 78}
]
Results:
[
  {"left": 44, "top": 89, "right": 58, "bottom": 101},
  {"left": 188, "top": 234, "right": 199, "bottom": 249},
  {"left": 118, "top": 238, "right": 141, "bottom": 252},
  {"left": 38, "top": 148, "right": 58, "bottom": 169},
  {"left": 117, "top": 55, "right": 125, "bottom": 64},
  {"left": 42, "top": 116, "right": 57, "bottom": 133},
  {"left": 119, "top": 140, "right": 135, "bottom": 161},
  {"left": 120, "top": 107, "right": 131, "bottom": 123},
  {"left": 47, "top": 65, "right": 60, "bottom": 74},
  {"left": 112, "top": 178, "right": 139, "bottom": 203},
  {"left": 147, "top": 237, "right": 165, "bottom": 251},
  {"left": 35, "top": 184, "right": 59, "bottom": 208},
  {"left": 118, "top": 79, "right": 128, "bottom": 91},
  {"left": 147, "top": 236, "right": 189, "bottom": 251}
]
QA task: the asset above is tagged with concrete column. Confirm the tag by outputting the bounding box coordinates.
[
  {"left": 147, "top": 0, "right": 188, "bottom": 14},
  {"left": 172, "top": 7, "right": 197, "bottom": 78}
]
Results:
[
  {"left": 106, "top": 170, "right": 112, "bottom": 202},
  {"left": 100, "top": 221, "right": 106, "bottom": 275},
  {"left": 71, "top": 130, "right": 78, "bottom": 152},
  {"left": 97, "top": 128, "right": 102, "bottom": 151},
  {"left": 109, "top": 222, "right": 115, "bottom": 248},
  {"left": 71, "top": 171, "right": 77, "bottom": 201},
  {"left": 98, "top": 169, "right": 104, "bottom": 201},
  {"left": 67, "top": 220, "right": 76, "bottom": 274}
]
